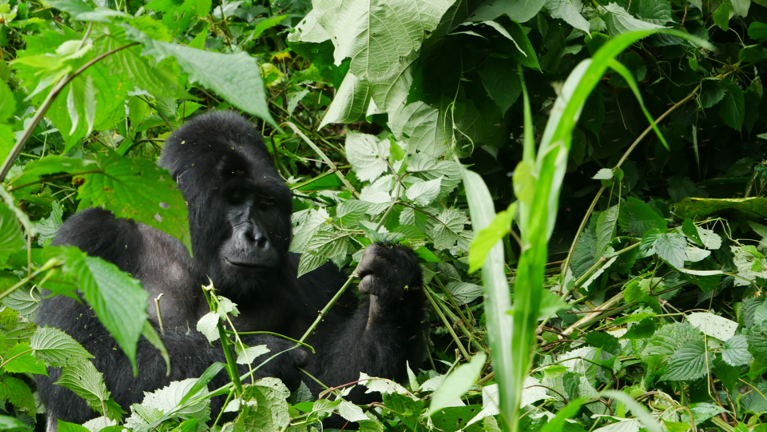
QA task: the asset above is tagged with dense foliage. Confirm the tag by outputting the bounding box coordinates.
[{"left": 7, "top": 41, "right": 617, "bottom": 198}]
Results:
[{"left": 1, "top": 0, "right": 767, "bottom": 431}]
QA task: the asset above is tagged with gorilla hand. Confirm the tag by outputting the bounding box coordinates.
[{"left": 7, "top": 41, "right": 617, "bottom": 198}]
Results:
[{"left": 357, "top": 244, "right": 422, "bottom": 326}]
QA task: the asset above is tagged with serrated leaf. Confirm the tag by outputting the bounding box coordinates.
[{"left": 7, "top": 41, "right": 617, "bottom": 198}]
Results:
[
  {"left": 346, "top": 132, "right": 390, "bottom": 182},
  {"left": 122, "top": 24, "right": 276, "bottom": 126},
  {"left": 55, "top": 358, "right": 122, "bottom": 419},
  {"left": 312, "top": 0, "right": 455, "bottom": 80},
  {"left": 653, "top": 232, "right": 686, "bottom": 269},
  {"left": 722, "top": 335, "right": 753, "bottom": 366},
  {"left": 602, "top": 3, "right": 666, "bottom": 37},
  {"left": 686, "top": 312, "right": 738, "bottom": 341},
  {"left": 320, "top": 72, "right": 371, "bottom": 127},
  {"left": 48, "top": 0, "right": 128, "bottom": 22},
  {"left": 77, "top": 153, "right": 191, "bottom": 250},
  {"left": 661, "top": 339, "right": 708, "bottom": 381},
  {"left": 720, "top": 81, "right": 745, "bottom": 131},
  {"left": 406, "top": 177, "right": 442, "bottom": 206},
  {"left": 30, "top": 327, "right": 93, "bottom": 367},
  {"left": 619, "top": 197, "right": 666, "bottom": 237},
  {"left": 389, "top": 102, "right": 448, "bottom": 158},
  {"left": 0, "top": 201, "right": 23, "bottom": 264},
  {"left": 445, "top": 281, "right": 483, "bottom": 304},
  {"left": 596, "top": 205, "right": 619, "bottom": 257},
  {"left": 61, "top": 248, "right": 148, "bottom": 373},
  {"left": 545, "top": 0, "right": 590, "bottom": 33}
]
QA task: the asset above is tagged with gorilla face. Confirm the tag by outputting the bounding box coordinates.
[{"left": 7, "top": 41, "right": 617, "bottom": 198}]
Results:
[
  {"left": 215, "top": 160, "right": 293, "bottom": 275},
  {"left": 158, "top": 112, "right": 293, "bottom": 299}
]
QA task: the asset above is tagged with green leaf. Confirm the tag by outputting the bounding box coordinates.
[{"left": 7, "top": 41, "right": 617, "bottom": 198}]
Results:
[
  {"left": 479, "top": 57, "right": 521, "bottom": 116},
  {"left": 122, "top": 24, "right": 276, "bottom": 127},
  {"left": 682, "top": 219, "right": 702, "bottom": 246},
  {"left": 320, "top": 72, "right": 371, "bottom": 127},
  {"left": 0, "top": 200, "right": 23, "bottom": 264},
  {"left": 61, "top": 248, "right": 149, "bottom": 374},
  {"left": 714, "top": 2, "right": 730, "bottom": 31},
  {"left": 595, "top": 205, "right": 618, "bottom": 257},
  {"left": 618, "top": 197, "right": 667, "bottom": 237},
  {"left": 345, "top": 132, "right": 391, "bottom": 182},
  {"left": 623, "top": 318, "right": 656, "bottom": 339},
  {"left": 0, "top": 376, "right": 35, "bottom": 415},
  {"left": 77, "top": 153, "right": 191, "bottom": 250},
  {"left": 686, "top": 312, "right": 738, "bottom": 341},
  {"left": 249, "top": 14, "right": 289, "bottom": 40},
  {"left": 0, "top": 415, "right": 30, "bottom": 431},
  {"left": 311, "top": 0, "right": 455, "bottom": 80},
  {"left": 389, "top": 102, "right": 448, "bottom": 158},
  {"left": 601, "top": 390, "right": 662, "bottom": 432},
  {"left": 48, "top": 0, "right": 128, "bottom": 22},
  {"left": 545, "top": 0, "right": 590, "bottom": 33},
  {"left": 585, "top": 332, "right": 620, "bottom": 355},
  {"left": 459, "top": 164, "right": 514, "bottom": 424},
  {"left": 468, "top": 203, "right": 516, "bottom": 273},
  {"left": 720, "top": 81, "right": 745, "bottom": 131},
  {"left": 0, "top": 80, "right": 15, "bottom": 122},
  {"left": 468, "top": 0, "right": 545, "bottom": 24},
  {"left": 602, "top": 3, "right": 666, "bottom": 37},
  {"left": 429, "top": 352, "right": 487, "bottom": 415},
  {"left": 229, "top": 378, "right": 290, "bottom": 431},
  {"left": 30, "top": 327, "right": 93, "bottom": 367},
  {"left": 3, "top": 343, "right": 47, "bottom": 375},
  {"left": 637, "top": 0, "right": 674, "bottom": 25},
  {"left": 56, "top": 358, "right": 124, "bottom": 420},
  {"left": 652, "top": 232, "right": 686, "bottom": 269},
  {"left": 723, "top": 335, "right": 753, "bottom": 366},
  {"left": 748, "top": 22, "right": 767, "bottom": 42},
  {"left": 661, "top": 339, "right": 709, "bottom": 381}
]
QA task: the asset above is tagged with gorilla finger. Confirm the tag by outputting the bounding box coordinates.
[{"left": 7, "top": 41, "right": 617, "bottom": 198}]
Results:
[
  {"left": 291, "top": 348, "right": 310, "bottom": 368},
  {"left": 358, "top": 274, "right": 378, "bottom": 295}
]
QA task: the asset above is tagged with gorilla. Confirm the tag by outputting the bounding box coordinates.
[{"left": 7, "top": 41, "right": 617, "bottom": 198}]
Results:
[{"left": 36, "top": 111, "right": 427, "bottom": 429}]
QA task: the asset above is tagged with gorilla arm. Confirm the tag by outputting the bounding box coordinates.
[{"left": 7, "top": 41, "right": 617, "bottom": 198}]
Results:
[
  {"left": 37, "top": 208, "right": 308, "bottom": 427},
  {"left": 300, "top": 244, "right": 427, "bottom": 402}
]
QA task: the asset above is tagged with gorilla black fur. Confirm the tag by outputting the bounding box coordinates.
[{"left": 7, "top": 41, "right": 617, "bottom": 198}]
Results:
[{"left": 36, "top": 111, "right": 427, "bottom": 429}]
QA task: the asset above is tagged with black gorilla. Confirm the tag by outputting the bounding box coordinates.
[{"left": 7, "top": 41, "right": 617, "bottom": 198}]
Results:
[{"left": 36, "top": 111, "right": 427, "bottom": 428}]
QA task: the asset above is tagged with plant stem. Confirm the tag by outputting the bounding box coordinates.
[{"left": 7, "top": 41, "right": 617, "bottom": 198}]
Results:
[
  {"left": 298, "top": 267, "right": 358, "bottom": 343},
  {"left": 0, "top": 42, "right": 139, "bottom": 181}
]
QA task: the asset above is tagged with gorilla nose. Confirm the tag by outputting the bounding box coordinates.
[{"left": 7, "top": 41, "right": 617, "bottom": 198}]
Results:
[{"left": 241, "top": 225, "right": 270, "bottom": 249}]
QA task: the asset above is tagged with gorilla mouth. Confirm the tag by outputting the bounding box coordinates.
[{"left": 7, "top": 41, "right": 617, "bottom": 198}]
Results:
[{"left": 224, "top": 257, "right": 270, "bottom": 269}]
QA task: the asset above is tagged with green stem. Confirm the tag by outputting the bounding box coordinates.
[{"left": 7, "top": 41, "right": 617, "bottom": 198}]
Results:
[
  {"left": 423, "top": 285, "right": 471, "bottom": 360},
  {"left": 0, "top": 43, "right": 139, "bottom": 181}
]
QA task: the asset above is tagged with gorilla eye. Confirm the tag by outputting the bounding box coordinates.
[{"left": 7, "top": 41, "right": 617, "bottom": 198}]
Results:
[{"left": 258, "top": 195, "right": 275, "bottom": 211}]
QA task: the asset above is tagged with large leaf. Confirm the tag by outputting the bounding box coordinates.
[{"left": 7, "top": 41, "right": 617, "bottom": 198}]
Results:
[
  {"left": 0, "top": 200, "right": 23, "bottom": 264},
  {"left": 77, "top": 153, "right": 191, "bottom": 250},
  {"left": 30, "top": 327, "right": 93, "bottom": 367},
  {"left": 56, "top": 359, "right": 124, "bottom": 420},
  {"left": 121, "top": 24, "right": 276, "bottom": 127},
  {"left": 429, "top": 353, "right": 487, "bottom": 415},
  {"left": 661, "top": 339, "right": 709, "bottom": 381},
  {"left": 60, "top": 248, "right": 149, "bottom": 373},
  {"left": 309, "top": 0, "right": 455, "bottom": 80}
]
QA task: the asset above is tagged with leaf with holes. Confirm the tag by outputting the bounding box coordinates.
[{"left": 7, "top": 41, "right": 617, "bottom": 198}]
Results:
[{"left": 77, "top": 153, "right": 190, "bottom": 251}]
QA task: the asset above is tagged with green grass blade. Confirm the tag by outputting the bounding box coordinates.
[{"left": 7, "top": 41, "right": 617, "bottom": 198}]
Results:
[{"left": 459, "top": 164, "right": 515, "bottom": 430}]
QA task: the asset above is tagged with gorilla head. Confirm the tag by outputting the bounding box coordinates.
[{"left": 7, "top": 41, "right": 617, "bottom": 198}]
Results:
[{"left": 158, "top": 111, "right": 293, "bottom": 300}]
